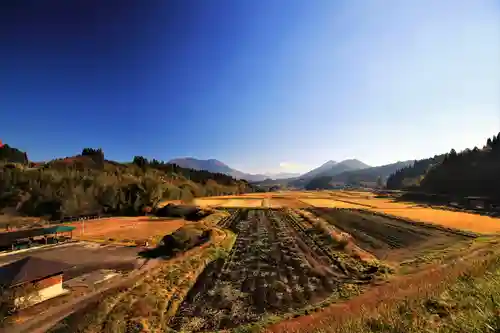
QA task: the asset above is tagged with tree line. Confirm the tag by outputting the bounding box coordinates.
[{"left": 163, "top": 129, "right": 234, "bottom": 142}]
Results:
[
  {"left": 0, "top": 147, "right": 253, "bottom": 221},
  {"left": 386, "top": 133, "right": 500, "bottom": 198},
  {"left": 385, "top": 154, "right": 446, "bottom": 190}
]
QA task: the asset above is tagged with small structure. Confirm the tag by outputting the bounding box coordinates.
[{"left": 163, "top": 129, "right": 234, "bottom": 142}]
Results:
[
  {"left": 0, "top": 256, "right": 71, "bottom": 308},
  {"left": 464, "top": 196, "right": 494, "bottom": 210},
  {"left": 0, "top": 225, "right": 76, "bottom": 252}
]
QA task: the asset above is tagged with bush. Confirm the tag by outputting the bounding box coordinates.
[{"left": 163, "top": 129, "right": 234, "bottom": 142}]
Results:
[{"left": 141, "top": 225, "right": 211, "bottom": 258}]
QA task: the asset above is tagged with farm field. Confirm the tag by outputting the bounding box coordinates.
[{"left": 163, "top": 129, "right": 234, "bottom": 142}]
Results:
[
  {"left": 171, "top": 209, "right": 389, "bottom": 332},
  {"left": 67, "top": 217, "right": 185, "bottom": 243},
  {"left": 313, "top": 192, "right": 500, "bottom": 233},
  {"left": 194, "top": 191, "right": 500, "bottom": 234},
  {"left": 49, "top": 191, "right": 500, "bottom": 333},
  {"left": 308, "top": 207, "right": 472, "bottom": 260}
]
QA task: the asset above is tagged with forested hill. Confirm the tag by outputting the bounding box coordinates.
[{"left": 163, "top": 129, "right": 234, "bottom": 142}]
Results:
[
  {"left": 0, "top": 146, "right": 252, "bottom": 221},
  {"left": 387, "top": 133, "right": 500, "bottom": 198},
  {"left": 303, "top": 161, "right": 412, "bottom": 190},
  {"left": 385, "top": 155, "right": 446, "bottom": 189}
]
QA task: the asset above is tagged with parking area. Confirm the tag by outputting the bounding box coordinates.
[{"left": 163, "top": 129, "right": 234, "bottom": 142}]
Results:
[{"left": 0, "top": 241, "right": 143, "bottom": 281}]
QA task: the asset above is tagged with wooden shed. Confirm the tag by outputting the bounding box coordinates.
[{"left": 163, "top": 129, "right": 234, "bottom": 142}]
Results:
[{"left": 0, "top": 256, "right": 72, "bottom": 308}]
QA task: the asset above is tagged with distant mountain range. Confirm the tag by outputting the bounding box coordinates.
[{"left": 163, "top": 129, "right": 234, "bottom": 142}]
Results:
[
  {"left": 287, "top": 159, "right": 371, "bottom": 188},
  {"left": 168, "top": 157, "right": 414, "bottom": 189},
  {"left": 168, "top": 158, "right": 299, "bottom": 182},
  {"left": 300, "top": 159, "right": 370, "bottom": 179},
  {"left": 303, "top": 160, "right": 414, "bottom": 190}
]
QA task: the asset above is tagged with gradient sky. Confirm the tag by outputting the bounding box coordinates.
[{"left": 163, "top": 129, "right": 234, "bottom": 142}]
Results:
[{"left": 1, "top": 0, "right": 499, "bottom": 174}]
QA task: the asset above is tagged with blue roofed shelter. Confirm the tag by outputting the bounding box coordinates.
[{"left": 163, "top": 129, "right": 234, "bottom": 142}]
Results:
[{"left": 0, "top": 225, "right": 76, "bottom": 251}]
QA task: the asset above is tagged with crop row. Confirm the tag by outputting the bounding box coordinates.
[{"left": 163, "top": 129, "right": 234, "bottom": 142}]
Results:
[
  {"left": 172, "top": 209, "right": 340, "bottom": 332},
  {"left": 283, "top": 209, "right": 388, "bottom": 281},
  {"left": 64, "top": 226, "right": 236, "bottom": 333}
]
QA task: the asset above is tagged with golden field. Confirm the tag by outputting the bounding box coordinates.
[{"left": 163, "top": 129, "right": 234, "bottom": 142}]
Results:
[{"left": 174, "top": 191, "right": 500, "bottom": 234}]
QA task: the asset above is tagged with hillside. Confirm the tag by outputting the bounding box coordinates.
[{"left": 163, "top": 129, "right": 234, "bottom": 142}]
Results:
[
  {"left": 312, "top": 159, "right": 370, "bottom": 178},
  {"left": 386, "top": 155, "right": 446, "bottom": 189},
  {"left": 168, "top": 157, "right": 268, "bottom": 182},
  {"left": 298, "top": 160, "right": 338, "bottom": 179},
  {"left": 288, "top": 159, "right": 370, "bottom": 188},
  {"left": 266, "top": 172, "right": 300, "bottom": 179},
  {"left": 304, "top": 160, "right": 412, "bottom": 190},
  {"left": 0, "top": 144, "right": 28, "bottom": 164},
  {"left": 386, "top": 132, "right": 500, "bottom": 198},
  {"left": 0, "top": 147, "right": 253, "bottom": 222},
  {"left": 330, "top": 160, "right": 413, "bottom": 183}
]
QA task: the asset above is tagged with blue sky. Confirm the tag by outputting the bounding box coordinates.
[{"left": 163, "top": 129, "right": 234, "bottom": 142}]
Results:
[{"left": 1, "top": 0, "right": 499, "bottom": 174}]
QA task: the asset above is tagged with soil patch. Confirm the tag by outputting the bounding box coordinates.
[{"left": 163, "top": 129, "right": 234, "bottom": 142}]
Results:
[
  {"left": 309, "top": 208, "right": 472, "bottom": 260},
  {"left": 68, "top": 217, "right": 185, "bottom": 242},
  {"left": 171, "top": 209, "right": 355, "bottom": 332}
]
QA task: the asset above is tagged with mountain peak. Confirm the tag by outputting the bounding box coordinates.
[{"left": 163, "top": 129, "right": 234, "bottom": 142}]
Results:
[
  {"left": 298, "top": 159, "right": 369, "bottom": 179},
  {"left": 168, "top": 157, "right": 269, "bottom": 182},
  {"left": 337, "top": 159, "right": 370, "bottom": 169}
]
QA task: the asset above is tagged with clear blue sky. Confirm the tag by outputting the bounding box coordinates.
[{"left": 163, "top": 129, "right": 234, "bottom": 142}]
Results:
[{"left": 1, "top": 0, "right": 499, "bottom": 174}]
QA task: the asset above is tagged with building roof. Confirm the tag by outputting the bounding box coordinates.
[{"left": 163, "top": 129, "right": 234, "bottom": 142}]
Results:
[
  {"left": 0, "top": 225, "right": 76, "bottom": 247},
  {"left": 0, "top": 256, "right": 72, "bottom": 287}
]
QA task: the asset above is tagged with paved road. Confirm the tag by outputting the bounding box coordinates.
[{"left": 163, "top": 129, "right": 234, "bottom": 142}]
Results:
[{"left": 0, "top": 242, "right": 80, "bottom": 265}]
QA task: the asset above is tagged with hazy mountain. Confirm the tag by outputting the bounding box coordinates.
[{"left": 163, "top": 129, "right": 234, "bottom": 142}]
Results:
[
  {"left": 167, "top": 157, "right": 371, "bottom": 184},
  {"left": 329, "top": 160, "right": 413, "bottom": 183},
  {"left": 265, "top": 172, "right": 301, "bottom": 179},
  {"left": 169, "top": 158, "right": 233, "bottom": 173},
  {"left": 298, "top": 160, "right": 338, "bottom": 179},
  {"left": 286, "top": 159, "right": 370, "bottom": 188},
  {"left": 315, "top": 159, "right": 371, "bottom": 178},
  {"left": 304, "top": 160, "right": 413, "bottom": 190},
  {"left": 168, "top": 157, "right": 269, "bottom": 182}
]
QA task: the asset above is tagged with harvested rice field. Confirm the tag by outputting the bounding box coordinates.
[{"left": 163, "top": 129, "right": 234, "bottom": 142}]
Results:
[{"left": 69, "top": 217, "right": 185, "bottom": 242}]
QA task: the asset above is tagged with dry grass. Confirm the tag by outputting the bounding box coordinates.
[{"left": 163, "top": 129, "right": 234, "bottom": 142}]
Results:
[
  {"left": 217, "top": 199, "right": 264, "bottom": 208},
  {"left": 193, "top": 198, "right": 231, "bottom": 207},
  {"left": 268, "top": 198, "right": 306, "bottom": 208},
  {"left": 266, "top": 239, "right": 500, "bottom": 333},
  {"left": 56, "top": 227, "right": 236, "bottom": 333},
  {"left": 69, "top": 217, "right": 185, "bottom": 242},
  {"left": 185, "top": 192, "right": 500, "bottom": 234},
  {"left": 299, "top": 199, "right": 364, "bottom": 209},
  {"left": 293, "top": 192, "right": 500, "bottom": 234},
  {"left": 369, "top": 208, "right": 500, "bottom": 234}
]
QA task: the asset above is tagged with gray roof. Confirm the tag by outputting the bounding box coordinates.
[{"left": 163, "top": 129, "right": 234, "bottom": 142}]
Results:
[{"left": 0, "top": 256, "right": 72, "bottom": 287}]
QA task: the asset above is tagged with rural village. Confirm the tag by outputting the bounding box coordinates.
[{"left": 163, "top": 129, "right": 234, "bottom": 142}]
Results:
[
  {"left": 1, "top": 2, "right": 499, "bottom": 332},
  {"left": 1, "top": 136, "right": 500, "bottom": 333}
]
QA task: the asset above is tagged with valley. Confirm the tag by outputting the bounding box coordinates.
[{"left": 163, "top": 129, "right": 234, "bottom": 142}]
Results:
[{"left": 32, "top": 190, "right": 500, "bottom": 333}]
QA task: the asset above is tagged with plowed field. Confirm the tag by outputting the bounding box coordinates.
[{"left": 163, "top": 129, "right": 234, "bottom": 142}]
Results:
[
  {"left": 171, "top": 209, "right": 382, "bottom": 332},
  {"left": 308, "top": 208, "right": 474, "bottom": 259}
]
